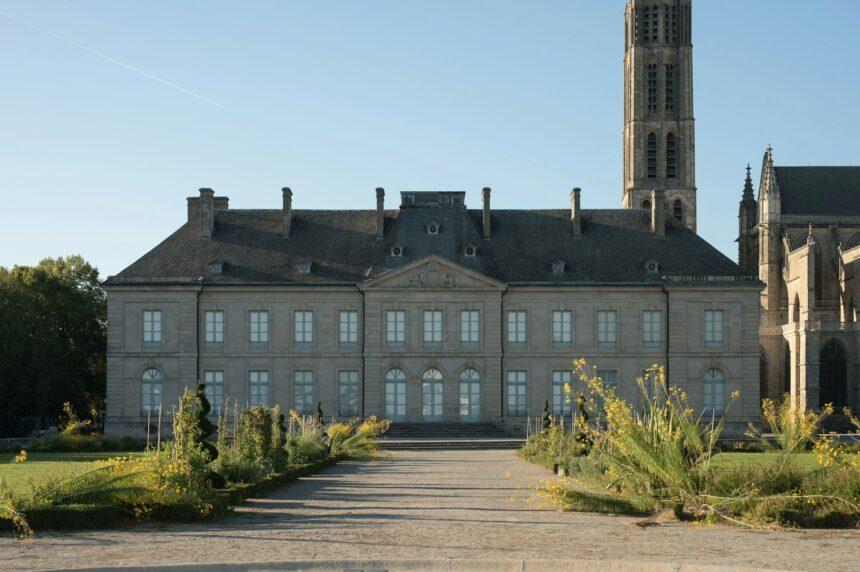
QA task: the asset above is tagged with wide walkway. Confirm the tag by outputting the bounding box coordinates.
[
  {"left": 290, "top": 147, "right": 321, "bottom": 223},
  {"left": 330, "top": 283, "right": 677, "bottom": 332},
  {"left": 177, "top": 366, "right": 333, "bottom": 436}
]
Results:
[{"left": 4, "top": 449, "right": 860, "bottom": 571}]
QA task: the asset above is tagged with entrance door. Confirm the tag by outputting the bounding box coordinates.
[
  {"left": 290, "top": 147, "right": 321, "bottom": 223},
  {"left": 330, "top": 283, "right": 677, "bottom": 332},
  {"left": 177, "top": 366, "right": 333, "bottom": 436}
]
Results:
[
  {"left": 422, "top": 368, "right": 444, "bottom": 422},
  {"left": 385, "top": 368, "right": 407, "bottom": 422},
  {"left": 459, "top": 368, "right": 481, "bottom": 422}
]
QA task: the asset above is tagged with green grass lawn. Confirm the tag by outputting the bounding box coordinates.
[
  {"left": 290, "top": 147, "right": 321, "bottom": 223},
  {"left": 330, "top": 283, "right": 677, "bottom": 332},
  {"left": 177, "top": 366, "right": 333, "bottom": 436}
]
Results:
[
  {"left": 0, "top": 452, "right": 141, "bottom": 496},
  {"left": 712, "top": 451, "right": 819, "bottom": 471}
]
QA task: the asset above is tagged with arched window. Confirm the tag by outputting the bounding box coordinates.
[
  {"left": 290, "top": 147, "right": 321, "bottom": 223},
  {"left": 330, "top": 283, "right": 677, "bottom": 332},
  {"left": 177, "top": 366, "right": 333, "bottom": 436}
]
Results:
[
  {"left": 793, "top": 294, "right": 801, "bottom": 323},
  {"left": 666, "top": 133, "right": 677, "bottom": 178},
  {"left": 141, "top": 368, "right": 163, "bottom": 416},
  {"left": 422, "top": 368, "right": 444, "bottom": 421},
  {"left": 783, "top": 342, "right": 792, "bottom": 397},
  {"left": 820, "top": 339, "right": 848, "bottom": 409},
  {"left": 422, "top": 368, "right": 443, "bottom": 381},
  {"left": 386, "top": 368, "right": 406, "bottom": 382},
  {"left": 673, "top": 199, "right": 683, "bottom": 221},
  {"left": 703, "top": 368, "right": 726, "bottom": 413},
  {"left": 642, "top": 199, "right": 652, "bottom": 211},
  {"left": 647, "top": 133, "right": 658, "bottom": 178},
  {"left": 459, "top": 368, "right": 481, "bottom": 422},
  {"left": 459, "top": 368, "right": 480, "bottom": 382}
]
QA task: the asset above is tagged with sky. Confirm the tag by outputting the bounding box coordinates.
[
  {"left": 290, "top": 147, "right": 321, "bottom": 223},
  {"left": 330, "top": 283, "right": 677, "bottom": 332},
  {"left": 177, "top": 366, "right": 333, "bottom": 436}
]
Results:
[{"left": 1, "top": 0, "right": 859, "bottom": 278}]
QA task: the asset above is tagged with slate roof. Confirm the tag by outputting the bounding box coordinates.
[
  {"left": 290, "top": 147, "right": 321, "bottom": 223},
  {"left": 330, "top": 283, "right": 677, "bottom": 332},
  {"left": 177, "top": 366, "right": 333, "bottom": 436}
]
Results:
[
  {"left": 775, "top": 167, "right": 860, "bottom": 216},
  {"left": 106, "top": 202, "right": 754, "bottom": 287}
]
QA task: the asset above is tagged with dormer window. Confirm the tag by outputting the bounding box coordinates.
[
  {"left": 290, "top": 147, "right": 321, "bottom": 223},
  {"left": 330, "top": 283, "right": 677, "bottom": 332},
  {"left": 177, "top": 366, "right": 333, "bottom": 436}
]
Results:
[
  {"left": 390, "top": 245, "right": 404, "bottom": 258},
  {"left": 552, "top": 259, "right": 566, "bottom": 275},
  {"left": 209, "top": 261, "right": 224, "bottom": 275},
  {"left": 644, "top": 260, "right": 661, "bottom": 274},
  {"left": 426, "top": 222, "right": 440, "bottom": 235},
  {"left": 464, "top": 244, "right": 478, "bottom": 258},
  {"left": 297, "top": 262, "right": 312, "bottom": 275}
]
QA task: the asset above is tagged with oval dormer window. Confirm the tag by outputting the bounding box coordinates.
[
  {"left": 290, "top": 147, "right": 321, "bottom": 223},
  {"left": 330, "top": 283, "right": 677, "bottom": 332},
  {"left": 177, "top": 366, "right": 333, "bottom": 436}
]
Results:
[
  {"left": 552, "top": 260, "right": 566, "bottom": 275},
  {"left": 426, "top": 222, "right": 440, "bottom": 235},
  {"left": 464, "top": 245, "right": 477, "bottom": 258},
  {"left": 644, "top": 260, "right": 660, "bottom": 274},
  {"left": 297, "top": 262, "right": 312, "bottom": 275},
  {"left": 390, "top": 245, "right": 404, "bottom": 258}
]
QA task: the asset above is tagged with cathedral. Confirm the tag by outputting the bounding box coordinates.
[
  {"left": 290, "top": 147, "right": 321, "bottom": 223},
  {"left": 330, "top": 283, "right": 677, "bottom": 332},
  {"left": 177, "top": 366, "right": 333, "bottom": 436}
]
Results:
[{"left": 104, "top": 0, "right": 763, "bottom": 438}]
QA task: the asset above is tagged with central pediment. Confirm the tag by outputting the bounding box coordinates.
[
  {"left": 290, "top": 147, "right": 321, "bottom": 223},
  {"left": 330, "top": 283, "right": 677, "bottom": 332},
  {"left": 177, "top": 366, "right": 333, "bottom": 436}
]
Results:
[{"left": 360, "top": 255, "right": 506, "bottom": 291}]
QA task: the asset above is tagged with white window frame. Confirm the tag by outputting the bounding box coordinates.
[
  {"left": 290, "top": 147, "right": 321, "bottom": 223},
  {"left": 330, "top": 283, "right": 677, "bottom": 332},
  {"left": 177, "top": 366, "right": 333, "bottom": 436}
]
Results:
[
  {"left": 140, "top": 368, "right": 163, "bottom": 416},
  {"left": 142, "top": 310, "right": 162, "bottom": 345},
  {"left": 460, "top": 310, "right": 480, "bottom": 345},
  {"left": 204, "top": 310, "right": 224, "bottom": 346},
  {"left": 642, "top": 310, "right": 662, "bottom": 348},
  {"left": 597, "top": 310, "right": 618, "bottom": 348},
  {"left": 338, "top": 370, "right": 360, "bottom": 417},
  {"left": 423, "top": 309, "right": 443, "bottom": 346},
  {"left": 339, "top": 311, "right": 359, "bottom": 346},
  {"left": 552, "top": 310, "right": 572, "bottom": 347},
  {"left": 507, "top": 311, "right": 527, "bottom": 346},
  {"left": 704, "top": 309, "right": 726, "bottom": 348},
  {"left": 506, "top": 370, "right": 527, "bottom": 416},
  {"left": 293, "top": 370, "right": 315, "bottom": 414},
  {"left": 597, "top": 369, "right": 618, "bottom": 391},
  {"left": 703, "top": 368, "right": 726, "bottom": 414},
  {"left": 294, "top": 310, "right": 314, "bottom": 347},
  {"left": 386, "top": 310, "right": 407, "bottom": 346},
  {"left": 204, "top": 370, "right": 225, "bottom": 414},
  {"left": 249, "top": 370, "right": 269, "bottom": 407},
  {"left": 551, "top": 370, "right": 573, "bottom": 416},
  {"left": 249, "top": 310, "right": 269, "bottom": 346}
]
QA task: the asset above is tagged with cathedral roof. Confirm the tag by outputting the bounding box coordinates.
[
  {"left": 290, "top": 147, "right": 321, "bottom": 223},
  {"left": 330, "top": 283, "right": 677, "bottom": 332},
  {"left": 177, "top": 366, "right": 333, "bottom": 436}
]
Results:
[
  {"left": 106, "top": 201, "right": 753, "bottom": 287},
  {"left": 776, "top": 167, "right": 860, "bottom": 216}
]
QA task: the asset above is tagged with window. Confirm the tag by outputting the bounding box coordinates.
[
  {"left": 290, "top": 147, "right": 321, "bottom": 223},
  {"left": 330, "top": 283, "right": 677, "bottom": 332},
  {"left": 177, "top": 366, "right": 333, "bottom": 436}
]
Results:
[
  {"left": 142, "top": 310, "right": 162, "bottom": 345},
  {"left": 338, "top": 371, "right": 360, "bottom": 417},
  {"left": 647, "top": 132, "right": 658, "bottom": 178},
  {"left": 426, "top": 222, "right": 440, "bottom": 235},
  {"left": 643, "top": 6, "right": 651, "bottom": 42},
  {"left": 551, "top": 371, "right": 573, "bottom": 416},
  {"left": 339, "top": 311, "right": 359, "bottom": 345},
  {"left": 249, "top": 370, "right": 269, "bottom": 407},
  {"left": 552, "top": 310, "right": 572, "bottom": 347},
  {"left": 205, "top": 310, "right": 224, "bottom": 346},
  {"left": 597, "top": 310, "right": 618, "bottom": 348},
  {"left": 663, "top": 6, "right": 671, "bottom": 44},
  {"left": 385, "top": 368, "right": 407, "bottom": 421},
  {"left": 666, "top": 133, "right": 677, "bottom": 179},
  {"left": 294, "top": 310, "right": 314, "bottom": 347},
  {"left": 140, "top": 368, "right": 163, "bottom": 416},
  {"left": 506, "top": 371, "right": 527, "bottom": 416},
  {"left": 506, "top": 311, "right": 527, "bottom": 346},
  {"left": 670, "top": 5, "right": 678, "bottom": 43},
  {"left": 552, "top": 260, "right": 566, "bottom": 275},
  {"left": 249, "top": 311, "right": 268, "bottom": 346},
  {"left": 293, "top": 370, "right": 314, "bottom": 414},
  {"left": 386, "top": 310, "right": 407, "bottom": 345},
  {"left": 297, "top": 262, "right": 312, "bottom": 275},
  {"left": 651, "top": 5, "right": 659, "bottom": 42},
  {"left": 204, "top": 370, "right": 225, "bottom": 413},
  {"left": 464, "top": 244, "right": 478, "bottom": 258},
  {"left": 704, "top": 310, "right": 726, "bottom": 347},
  {"left": 642, "top": 310, "right": 663, "bottom": 348},
  {"left": 647, "top": 65, "right": 658, "bottom": 115},
  {"left": 460, "top": 310, "right": 480, "bottom": 345},
  {"left": 597, "top": 370, "right": 618, "bottom": 391},
  {"left": 642, "top": 199, "right": 652, "bottom": 211},
  {"left": 703, "top": 368, "right": 726, "bottom": 413},
  {"left": 665, "top": 65, "right": 676, "bottom": 114},
  {"left": 423, "top": 310, "right": 443, "bottom": 346},
  {"left": 390, "top": 245, "right": 403, "bottom": 258},
  {"left": 673, "top": 199, "right": 683, "bottom": 221}
]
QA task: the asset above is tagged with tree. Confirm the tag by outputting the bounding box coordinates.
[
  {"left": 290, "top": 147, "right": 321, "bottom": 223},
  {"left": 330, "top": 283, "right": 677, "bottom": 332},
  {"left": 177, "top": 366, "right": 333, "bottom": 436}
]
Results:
[
  {"left": 194, "top": 381, "right": 218, "bottom": 461},
  {"left": 541, "top": 400, "right": 552, "bottom": 433}
]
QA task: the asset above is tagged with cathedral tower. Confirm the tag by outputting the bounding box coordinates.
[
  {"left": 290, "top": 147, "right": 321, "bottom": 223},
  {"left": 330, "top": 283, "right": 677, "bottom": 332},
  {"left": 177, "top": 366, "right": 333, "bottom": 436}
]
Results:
[{"left": 622, "top": 0, "right": 696, "bottom": 232}]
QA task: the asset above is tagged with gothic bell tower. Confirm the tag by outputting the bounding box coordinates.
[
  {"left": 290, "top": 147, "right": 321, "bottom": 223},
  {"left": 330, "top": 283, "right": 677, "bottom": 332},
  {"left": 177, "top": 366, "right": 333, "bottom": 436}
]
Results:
[{"left": 622, "top": 0, "right": 697, "bottom": 232}]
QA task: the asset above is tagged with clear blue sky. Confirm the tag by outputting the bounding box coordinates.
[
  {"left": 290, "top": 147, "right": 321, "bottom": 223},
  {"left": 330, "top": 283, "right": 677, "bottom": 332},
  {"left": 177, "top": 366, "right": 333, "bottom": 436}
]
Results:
[{"left": 1, "top": 1, "right": 858, "bottom": 277}]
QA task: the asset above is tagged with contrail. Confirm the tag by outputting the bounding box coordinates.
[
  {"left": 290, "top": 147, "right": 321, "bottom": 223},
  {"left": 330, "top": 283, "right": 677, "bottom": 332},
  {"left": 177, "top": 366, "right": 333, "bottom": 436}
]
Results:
[{"left": 1, "top": 11, "right": 221, "bottom": 106}]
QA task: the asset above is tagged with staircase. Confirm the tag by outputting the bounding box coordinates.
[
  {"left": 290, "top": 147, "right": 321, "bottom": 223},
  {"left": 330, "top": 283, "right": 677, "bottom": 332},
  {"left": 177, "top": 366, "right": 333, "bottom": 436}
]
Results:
[{"left": 380, "top": 423, "right": 524, "bottom": 450}]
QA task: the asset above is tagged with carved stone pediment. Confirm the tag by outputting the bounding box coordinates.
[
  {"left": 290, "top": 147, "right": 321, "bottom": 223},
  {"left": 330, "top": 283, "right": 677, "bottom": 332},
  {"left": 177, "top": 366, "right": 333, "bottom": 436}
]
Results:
[
  {"left": 361, "top": 255, "right": 505, "bottom": 291},
  {"left": 407, "top": 262, "right": 457, "bottom": 288}
]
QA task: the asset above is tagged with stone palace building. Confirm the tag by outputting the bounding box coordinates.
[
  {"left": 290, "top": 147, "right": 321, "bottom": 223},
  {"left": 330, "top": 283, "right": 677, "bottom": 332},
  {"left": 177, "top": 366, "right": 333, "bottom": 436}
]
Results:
[{"left": 104, "top": 0, "right": 762, "bottom": 437}]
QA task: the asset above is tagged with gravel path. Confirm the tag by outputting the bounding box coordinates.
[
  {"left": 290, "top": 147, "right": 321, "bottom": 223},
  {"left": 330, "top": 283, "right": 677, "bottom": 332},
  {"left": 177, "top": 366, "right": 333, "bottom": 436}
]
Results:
[{"left": 3, "top": 449, "right": 859, "bottom": 571}]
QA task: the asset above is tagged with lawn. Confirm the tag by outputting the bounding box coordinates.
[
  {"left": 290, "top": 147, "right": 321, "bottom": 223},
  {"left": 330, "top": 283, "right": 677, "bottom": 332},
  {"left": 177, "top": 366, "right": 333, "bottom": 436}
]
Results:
[
  {"left": 711, "top": 451, "right": 819, "bottom": 471},
  {"left": 0, "top": 452, "right": 141, "bottom": 496}
]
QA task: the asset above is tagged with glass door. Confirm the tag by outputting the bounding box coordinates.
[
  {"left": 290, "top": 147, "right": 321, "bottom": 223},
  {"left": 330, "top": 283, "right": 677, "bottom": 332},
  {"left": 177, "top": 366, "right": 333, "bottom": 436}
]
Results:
[
  {"left": 422, "top": 381, "right": 443, "bottom": 422},
  {"left": 385, "top": 381, "right": 406, "bottom": 422},
  {"left": 459, "top": 381, "right": 480, "bottom": 422}
]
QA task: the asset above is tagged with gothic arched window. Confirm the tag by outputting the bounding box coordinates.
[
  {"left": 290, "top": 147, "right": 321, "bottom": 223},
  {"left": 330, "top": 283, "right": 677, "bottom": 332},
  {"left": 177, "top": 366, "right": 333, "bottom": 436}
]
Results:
[
  {"left": 666, "top": 133, "right": 677, "bottom": 178},
  {"left": 642, "top": 199, "right": 651, "bottom": 211},
  {"left": 647, "top": 133, "right": 658, "bottom": 178},
  {"left": 673, "top": 199, "right": 683, "bottom": 221}
]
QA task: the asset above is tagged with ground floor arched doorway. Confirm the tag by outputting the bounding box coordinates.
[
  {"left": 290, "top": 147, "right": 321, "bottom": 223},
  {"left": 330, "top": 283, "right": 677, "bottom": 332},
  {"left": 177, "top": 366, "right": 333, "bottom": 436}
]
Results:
[{"left": 819, "top": 339, "right": 848, "bottom": 409}]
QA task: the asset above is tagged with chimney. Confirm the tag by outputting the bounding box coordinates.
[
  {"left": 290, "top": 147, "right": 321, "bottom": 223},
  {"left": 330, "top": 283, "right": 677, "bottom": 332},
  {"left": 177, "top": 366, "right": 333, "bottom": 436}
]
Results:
[
  {"left": 570, "top": 187, "right": 582, "bottom": 237},
  {"left": 376, "top": 187, "right": 385, "bottom": 239},
  {"left": 482, "top": 187, "right": 492, "bottom": 238},
  {"left": 282, "top": 187, "right": 293, "bottom": 238},
  {"left": 651, "top": 189, "right": 666, "bottom": 237},
  {"left": 199, "top": 187, "right": 215, "bottom": 239}
]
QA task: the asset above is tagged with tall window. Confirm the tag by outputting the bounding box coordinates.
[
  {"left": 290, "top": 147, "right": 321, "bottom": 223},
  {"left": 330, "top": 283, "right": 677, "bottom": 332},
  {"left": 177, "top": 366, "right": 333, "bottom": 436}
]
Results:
[
  {"left": 647, "top": 65, "right": 658, "bottom": 115},
  {"left": 673, "top": 199, "right": 683, "bottom": 221},
  {"left": 665, "top": 65, "right": 676, "bottom": 114},
  {"left": 460, "top": 310, "right": 480, "bottom": 345},
  {"left": 338, "top": 371, "right": 359, "bottom": 417},
  {"left": 552, "top": 310, "right": 572, "bottom": 347},
  {"left": 551, "top": 371, "right": 573, "bottom": 416},
  {"left": 205, "top": 310, "right": 224, "bottom": 346},
  {"left": 386, "top": 310, "right": 406, "bottom": 345},
  {"left": 703, "top": 368, "right": 726, "bottom": 413},
  {"left": 506, "top": 371, "right": 527, "bottom": 416},
  {"left": 293, "top": 370, "right": 314, "bottom": 414},
  {"left": 597, "top": 370, "right": 618, "bottom": 391},
  {"left": 597, "top": 310, "right": 618, "bottom": 348},
  {"left": 339, "top": 311, "right": 359, "bottom": 345},
  {"left": 140, "top": 368, "right": 163, "bottom": 416},
  {"left": 643, "top": 7, "right": 651, "bottom": 42},
  {"left": 249, "top": 370, "right": 269, "bottom": 407},
  {"left": 650, "top": 5, "right": 660, "bottom": 42},
  {"left": 142, "top": 310, "right": 162, "bottom": 345},
  {"left": 642, "top": 310, "right": 663, "bottom": 348},
  {"left": 385, "top": 368, "right": 407, "bottom": 421},
  {"left": 204, "top": 370, "right": 225, "bottom": 413},
  {"left": 663, "top": 7, "right": 671, "bottom": 44},
  {"left": 666, "top": 133, "right": 677, "bottom": 179},
  {"left": 704, "top": 310, "right": 726, "bottom": 347},
  {"left": 647, "top": 132, "right": 658, "bottom": 178},
  {"left": 294, "top": 310, "right": 314, "bottom": 347},
  {"left": 249, "top": 311, "right": 268, "bottom": 346},
  {"left": 507, "top": 311, "right": 527, "bottom": 346},
  {"left": 423, "top": 310, "right": 443, "bottom": 346},
  {"left": 670, "top": 5, "right": 678, "bottom": 43}
]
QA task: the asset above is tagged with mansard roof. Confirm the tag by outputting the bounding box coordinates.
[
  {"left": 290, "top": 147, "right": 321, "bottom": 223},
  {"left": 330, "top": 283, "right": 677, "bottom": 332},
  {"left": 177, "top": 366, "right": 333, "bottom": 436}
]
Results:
[
  {"left": 106, "top": 203, "right": 752, "bottom": 287},
  {"left": 775, "top": 167, "right": 860, "bottom": 216}
]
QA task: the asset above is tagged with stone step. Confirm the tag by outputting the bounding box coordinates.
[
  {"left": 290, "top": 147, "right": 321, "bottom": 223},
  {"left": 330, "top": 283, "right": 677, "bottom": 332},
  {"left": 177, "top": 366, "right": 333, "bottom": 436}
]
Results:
[{"left": 381, "top": 438, "right": 525, "bottom": 450}]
